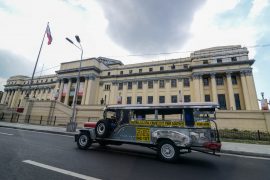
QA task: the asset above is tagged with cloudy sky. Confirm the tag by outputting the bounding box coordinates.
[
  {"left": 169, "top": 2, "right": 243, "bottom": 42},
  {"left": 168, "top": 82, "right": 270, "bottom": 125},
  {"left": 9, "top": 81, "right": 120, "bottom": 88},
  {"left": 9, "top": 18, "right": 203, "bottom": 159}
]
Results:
[{"left": 0, "top": 0, "right": 269, "bottom": 99}]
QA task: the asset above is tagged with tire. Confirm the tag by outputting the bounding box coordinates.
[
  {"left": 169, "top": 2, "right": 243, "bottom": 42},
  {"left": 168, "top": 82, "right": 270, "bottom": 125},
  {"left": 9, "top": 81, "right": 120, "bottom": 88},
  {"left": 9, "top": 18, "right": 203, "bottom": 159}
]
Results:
[
  {"left": 77, "top": 132, "right": 92, "bottom": 150},
  {"left": 158, "top": 140, "right": 179, "bottom": 162},
  {"left": 95, "top": 120, "right": 110, "bottom": 138}
]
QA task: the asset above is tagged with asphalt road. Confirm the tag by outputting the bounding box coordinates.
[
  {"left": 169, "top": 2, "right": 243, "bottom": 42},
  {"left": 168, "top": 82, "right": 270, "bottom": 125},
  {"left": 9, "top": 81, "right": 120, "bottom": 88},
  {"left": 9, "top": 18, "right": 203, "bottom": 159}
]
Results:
[{"left": 0, "top": 127, "right": 269, "bottom": 180}]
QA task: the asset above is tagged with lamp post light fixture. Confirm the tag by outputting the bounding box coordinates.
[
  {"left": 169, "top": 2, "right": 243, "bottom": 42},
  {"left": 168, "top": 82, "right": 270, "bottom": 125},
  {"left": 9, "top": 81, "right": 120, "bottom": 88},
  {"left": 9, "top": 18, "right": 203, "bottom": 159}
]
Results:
[{"left": 65, "top": 35, "right": 83, "bottom": 132}]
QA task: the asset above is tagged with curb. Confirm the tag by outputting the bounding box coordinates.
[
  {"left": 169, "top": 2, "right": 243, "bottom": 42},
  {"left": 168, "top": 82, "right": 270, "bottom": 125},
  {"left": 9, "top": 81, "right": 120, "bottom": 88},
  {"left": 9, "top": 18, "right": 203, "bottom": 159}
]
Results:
[
  {"left": 0, "top": 124, "right": 76, "bottom": 136},
  {"left": 220, "top": 150, "right": 270, "bottom": 158}
]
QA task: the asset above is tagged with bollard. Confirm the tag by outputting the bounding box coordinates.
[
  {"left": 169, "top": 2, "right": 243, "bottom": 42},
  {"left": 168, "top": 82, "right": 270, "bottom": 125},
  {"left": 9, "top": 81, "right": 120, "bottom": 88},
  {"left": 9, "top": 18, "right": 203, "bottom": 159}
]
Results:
[
  {"left": 257, "top": 130, "right": 261, "bottom": 140},
  {"left": 10, "top": 113, "right": 14, "bottom": 122},
  {"left": 27, "top": 115, "right": 30, "bottom": 123},
  {"left": 0, "top": 112, "right": 4, "bottom": 121},
  {"left": 17, "top": 114, "right": 20, "bottom": 122},
  {"left": 53, "top": 116, "right": 56, "bottom": 126}
]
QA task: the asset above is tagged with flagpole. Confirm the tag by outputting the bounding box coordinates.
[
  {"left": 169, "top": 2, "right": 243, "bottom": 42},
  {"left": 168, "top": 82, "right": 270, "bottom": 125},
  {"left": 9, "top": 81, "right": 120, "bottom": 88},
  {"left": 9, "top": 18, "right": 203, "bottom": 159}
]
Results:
[{"left": 26, "top": 22, "right": 49, "bottom": 97}]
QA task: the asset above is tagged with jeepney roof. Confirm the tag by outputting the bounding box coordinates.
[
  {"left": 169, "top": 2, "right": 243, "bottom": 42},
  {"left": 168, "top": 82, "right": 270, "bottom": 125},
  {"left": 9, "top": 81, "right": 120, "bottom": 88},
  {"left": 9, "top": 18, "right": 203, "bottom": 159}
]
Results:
[{"left": 105, "top": 102, "right": 219, "bottom": 110}]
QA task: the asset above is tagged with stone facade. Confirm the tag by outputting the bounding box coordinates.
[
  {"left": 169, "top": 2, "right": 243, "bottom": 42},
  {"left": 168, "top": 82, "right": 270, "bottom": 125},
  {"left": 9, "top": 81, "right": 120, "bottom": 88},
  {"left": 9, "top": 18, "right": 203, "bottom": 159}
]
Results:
[{"left": 0, "top": 45, "right": 259, "bottom": 110}]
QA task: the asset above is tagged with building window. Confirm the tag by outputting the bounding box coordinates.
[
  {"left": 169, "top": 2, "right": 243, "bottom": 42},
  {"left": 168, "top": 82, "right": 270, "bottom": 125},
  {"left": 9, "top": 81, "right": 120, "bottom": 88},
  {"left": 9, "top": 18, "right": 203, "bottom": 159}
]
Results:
[
  {"left": 104, "top": 84, "right": 110, "bottom": 90},
  {"left": 218, "top": 94, "right": 227, "bottom": 110},
  {"left": 148, "top": 96, "right": 153, "bottom": 104},
  {"left": 171, "top": 95, "right": 177, "bottom": 103},
  {"left": 120, "top": 71, "right": 123, "bottom": 75},
  {"left": 48, "top": 89, "right": 51, "bottom": 93},
  {"left": 138, "top": 81, "right": 143, "bottom": 89},
  {"left": 232, "top": 75, "right": 237, "bottom": 85},
  {"left": 127, "top": 96, "right": 132, "bottom": 104},
  {"left": 148, "top": 81, "right": 153, "bottom": 89},
  {"left": 203, "top": 77, "right": 209, "bottom": 86},
  {"left": 139, "top": 69, "right": 142, "bottom": 73},
  {"left": 216, "top": 76, "right": 224, "bottom": 85},
  {"left": 160, "top": 66, "right": 164, "bottom": 71},
  {"left": 183, "top": 64, "right": 189, "bottom": 69},
  {"left": 205, "top": 95, "right": 211, "bottom": 102},
  {"left": 128, "top": 82, "right": 132, "bottom": 89},
  {"left": 159, "top": 80, "right": 165, "bottom": 88},
  {"left": 171, "top": 79, "right": 177, "bottom": 88},
  {"left": 118, "top": 83, "right": 123, "bottom": 90},
  {"left": 107, "top": 72, "right": 111, "bottom": 76},
  {"left": 231, "top": 57, "right": 237, "bottom": 62},
  {"left": 184, "top": 95, "right": 191, "bottom": 102},
  {"left": 129, "top": 70, "right": 133, "bottom": 74},
  {"left": 41, "top": 80, "right": 43, "bottom": 83},
  {"left": 51, "top": 79, "right": 53, "bottom": 82},
  {"left": 159, "top": 96, "right": 165, "bottom": 103},
  {"left": 217, "top": 58, "right": 222, "bottom": 63},
  {"left": 203, "top": 60, "right": 208, "bottom": 64},
  {"left": 171, "top": 64, "right": 175, "bottom": 70},
  {"left": 137, "top": 96, "right": 142, "bottom": 104},
  {"left": 234, "top": 93, "right": 241, "bottom": 110},
  {"left": 149, "top": 67, "right": 153, "bottom": 72},
  {"left": 183, "top": 78, "right": 190, "bottom": 87}
]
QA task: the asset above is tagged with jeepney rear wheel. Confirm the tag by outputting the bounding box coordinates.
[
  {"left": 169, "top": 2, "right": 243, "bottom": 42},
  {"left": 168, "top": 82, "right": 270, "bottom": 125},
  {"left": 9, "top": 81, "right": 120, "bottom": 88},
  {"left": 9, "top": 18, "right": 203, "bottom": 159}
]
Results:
[
  {"left": 95, "top": 120, "right": 110, "bottom": 138},
  {"left": 158, "top": 140, "right": 179, "bottom": 162},
  {"left": 77, "top": 132, "right": 92, "bottom": 150}
]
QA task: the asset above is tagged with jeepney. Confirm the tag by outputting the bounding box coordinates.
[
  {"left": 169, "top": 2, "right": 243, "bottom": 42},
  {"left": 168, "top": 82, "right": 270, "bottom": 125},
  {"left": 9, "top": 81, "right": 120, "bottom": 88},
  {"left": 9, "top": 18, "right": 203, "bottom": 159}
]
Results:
[{"left": 75, "top": 102, "right": 221, "bottom": 162}]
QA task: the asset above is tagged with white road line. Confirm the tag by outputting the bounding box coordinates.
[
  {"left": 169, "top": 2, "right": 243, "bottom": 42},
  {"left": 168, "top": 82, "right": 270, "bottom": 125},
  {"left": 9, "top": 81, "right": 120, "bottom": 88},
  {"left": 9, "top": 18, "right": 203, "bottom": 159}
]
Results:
[
  {"left": 218, "top": 152, "right": 270, "bottom": 161},
  {"left": 22, "top": 160, "right": 101, "bottom": 180},
  {"left": 0, "top": 132, "right": 14, "bottom": 136},
  {"left": 0, "top": 126, "right": 73, "bottom": 138}
]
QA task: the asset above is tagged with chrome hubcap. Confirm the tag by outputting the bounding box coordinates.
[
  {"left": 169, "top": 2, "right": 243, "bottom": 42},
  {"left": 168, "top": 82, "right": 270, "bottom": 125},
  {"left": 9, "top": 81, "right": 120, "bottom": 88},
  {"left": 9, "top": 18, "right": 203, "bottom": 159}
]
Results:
[
  {"left": 97, "top": 123, "right": 105, "bottom": 135},
  {"left": 79, "top": 135, "right": 88, "bottom": 146},
  {"left": 161, "top": 144, "right": 175, "bottom": 159}
]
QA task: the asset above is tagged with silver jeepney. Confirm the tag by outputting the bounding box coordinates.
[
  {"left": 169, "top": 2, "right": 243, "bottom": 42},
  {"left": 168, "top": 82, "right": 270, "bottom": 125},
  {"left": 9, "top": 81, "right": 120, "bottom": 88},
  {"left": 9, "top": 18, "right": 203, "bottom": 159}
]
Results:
[{"left": 75, "top": 102, "right": 221, "bottom": 162}]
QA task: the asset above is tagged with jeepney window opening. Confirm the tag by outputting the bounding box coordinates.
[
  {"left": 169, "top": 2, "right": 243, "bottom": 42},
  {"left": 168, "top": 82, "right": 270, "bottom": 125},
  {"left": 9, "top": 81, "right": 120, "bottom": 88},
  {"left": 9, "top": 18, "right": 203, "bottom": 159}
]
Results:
[
  {"left": 130, "top": 108, "right": 183, "bottom": 121},
  {"left": 193, "top": 108, "right": 216, "bottom": 121}
]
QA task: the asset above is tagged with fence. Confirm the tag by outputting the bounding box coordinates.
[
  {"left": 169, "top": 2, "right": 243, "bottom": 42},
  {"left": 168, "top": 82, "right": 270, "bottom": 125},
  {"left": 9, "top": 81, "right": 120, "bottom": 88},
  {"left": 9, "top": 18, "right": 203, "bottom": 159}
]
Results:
[
  {"left": 219, "top": 129, "right": 270, "bottom": 141},
  {"left": 0, "top": 112, "right": 100, "bottom": 127}
]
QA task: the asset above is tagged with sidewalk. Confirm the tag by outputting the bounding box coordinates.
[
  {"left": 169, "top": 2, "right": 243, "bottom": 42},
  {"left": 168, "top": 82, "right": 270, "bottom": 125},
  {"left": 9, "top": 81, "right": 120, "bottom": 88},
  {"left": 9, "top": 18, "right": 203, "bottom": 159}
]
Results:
[{"left": 0, "top": 121, "right": 269, "bottom": 158}]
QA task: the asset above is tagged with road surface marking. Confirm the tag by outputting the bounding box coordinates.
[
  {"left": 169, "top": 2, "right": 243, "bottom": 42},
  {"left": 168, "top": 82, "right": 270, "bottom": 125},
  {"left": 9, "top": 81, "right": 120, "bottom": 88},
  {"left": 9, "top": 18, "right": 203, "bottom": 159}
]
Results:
[
  {"left": 0, "top": 132, "right": 14, "bottom": 136},
  {"left": 22, "top": 160, "right": 101, "bottom": 180},
  {"left": 219, "top": 153, "right": 270, "bottom": 161},
  {"left": 0, "top": 126, "right": 73, "bottom": 138}
]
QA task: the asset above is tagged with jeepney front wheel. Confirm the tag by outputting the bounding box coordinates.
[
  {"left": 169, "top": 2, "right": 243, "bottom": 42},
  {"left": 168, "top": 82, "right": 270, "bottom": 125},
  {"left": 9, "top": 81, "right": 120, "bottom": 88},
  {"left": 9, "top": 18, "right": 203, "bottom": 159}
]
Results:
[
  {"left": 77, "top": 132, "right": 92, "bottom": 150},
  {"left": 158, "top": 140, "right": 179, "bottom": 162}
]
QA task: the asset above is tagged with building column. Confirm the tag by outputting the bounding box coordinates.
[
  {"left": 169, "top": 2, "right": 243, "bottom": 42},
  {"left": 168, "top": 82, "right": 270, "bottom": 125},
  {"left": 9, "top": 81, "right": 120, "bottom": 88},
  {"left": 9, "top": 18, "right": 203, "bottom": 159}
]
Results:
[
  {"left": 85, "top": 77, "right": 96, "bottom": 105},
  {"left": 58, "top": 79, "right": 64, "bottom": 102},
  {"left": 226, "top": 72, "right": 236, "bottom": 110},
  {"left": 110, "top": 82, "right": 117, "bottom": 104},
  {"left": 8, "top": 90, "right": 15, "bottom": 107},
  {"left": 245, "top": 70, "right": 259, "bottom": 110},
  {"left": 44, "top": 88, "right": 49, "bottom": 100},
  {"left": 11, "top": 90, "right": 20, "bottom": 107},
  {"left": 64, "top": 78, "right": 72, "bottom": 105},
  {"left": 1, "top": 91, "right": 7, "bottom": 104},
  {"left": 154, "top": 80, "right": 159, "bottom": 104},
  {"left": 81, "top": 77, "right": 88, "bottom": 105},
  {"left": 240, "top": 71, "right": 251, "bottom": 110},
  {"left": 178, "top": 78, "right": 183, "bottom": 102},
  {"left": 121, "top": 82, "right": 127, "bottom": 104},
  {"left": 193, "top": 74, "right": 200, "bottom": 102},
  {"left": 210, "top": 73, "right": 218, "bottom": 103},
  {"left": 199, "top": 75, "right": 204, "bottom": 102},
  {"left": 143, "top": 81, "right": 148, "bottom": 104}
]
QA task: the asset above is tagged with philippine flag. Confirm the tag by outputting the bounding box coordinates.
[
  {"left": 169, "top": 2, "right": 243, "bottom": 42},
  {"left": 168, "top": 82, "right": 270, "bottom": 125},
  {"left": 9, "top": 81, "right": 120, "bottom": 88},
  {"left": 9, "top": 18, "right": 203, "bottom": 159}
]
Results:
[{"left": 46, "top": 25, "right": 53, "bottom": 45}]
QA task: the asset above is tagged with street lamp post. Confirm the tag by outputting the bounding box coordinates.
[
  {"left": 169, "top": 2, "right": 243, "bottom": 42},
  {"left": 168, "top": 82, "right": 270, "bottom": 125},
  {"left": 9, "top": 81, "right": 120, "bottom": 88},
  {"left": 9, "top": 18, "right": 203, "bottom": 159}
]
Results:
[{"left": 66, "top": 35, "right": 83, "bottom": 132}]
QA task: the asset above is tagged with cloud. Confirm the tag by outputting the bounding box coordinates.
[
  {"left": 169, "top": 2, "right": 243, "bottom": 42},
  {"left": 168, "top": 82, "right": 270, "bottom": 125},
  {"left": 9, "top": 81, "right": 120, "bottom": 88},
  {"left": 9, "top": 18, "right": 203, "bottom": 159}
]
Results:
[
  {"left": 98, "top": 0, "right": 206, "bottom": 54},
  {"left": 0, "top": 49, "right": 32, "bottom": 78}
]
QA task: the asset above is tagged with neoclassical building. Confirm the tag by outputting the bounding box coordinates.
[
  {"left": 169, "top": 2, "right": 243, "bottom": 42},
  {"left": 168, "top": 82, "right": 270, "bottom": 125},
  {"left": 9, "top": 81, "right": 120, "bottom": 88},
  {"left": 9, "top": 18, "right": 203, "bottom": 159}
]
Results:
[{"left": 0, "top": 45, "right": 259, "bottom": 111}]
